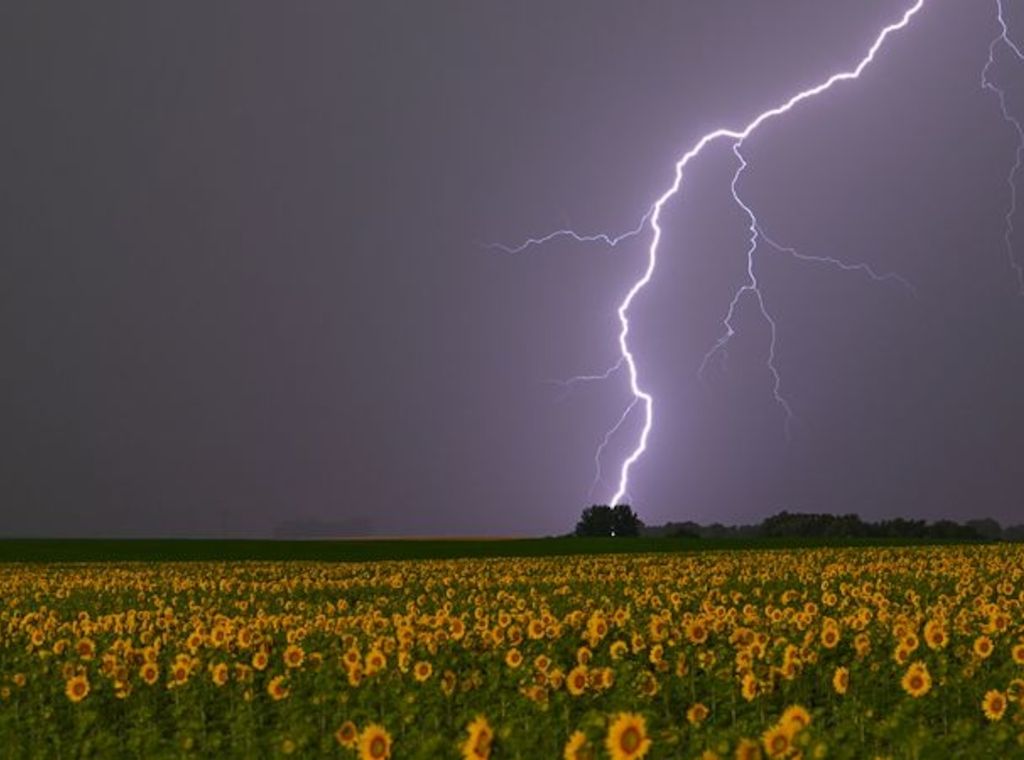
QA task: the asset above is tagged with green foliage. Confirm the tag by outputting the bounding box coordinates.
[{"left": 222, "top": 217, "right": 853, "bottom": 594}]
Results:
[{"left": 574, "top": 505, "right": 644, "bottom": 537}]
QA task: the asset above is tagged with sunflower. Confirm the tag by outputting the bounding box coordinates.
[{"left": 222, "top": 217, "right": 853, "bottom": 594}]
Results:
[
  {"left": 820, "top": 626, "right": 839, "bottom": 649},
  {"left": 347, "top": 666, "right": 364, "bottom": 687},
  {"left": 900, "top": 662, "right": 931, "bottom": 698},
  {"left": 335, "top": 721, "right": 358, "bottom": 749},
  {"left": 168, "top": 660, "right": 190, "bottom": 688},
  {"left": 140, "top": 662, "right": 159, "bottom": 686},
  {"left": 591, "top": 667, "right": 614, "bottom": 691},
  {"left": 832, "top": 666, "right": 849, "bottom": 695},
  {"left": 761, "top": 726, "right": 790, "bottom": 759},
  {"left": 365, "top": 648, "right": 386, "bottom": 675},
  {"left": 854, "top": 633, "right": 871, "bottom": 657},
  {"left": 740, "top": 672, "right": 759, "bottom": 701},
  {"left": 283, "top": 644, "right": 305, "bottom": 669},
  {"left": 605, "top": 712, "right": 651, "bottom": 760},
  {"left": 982, "top": 690, "right": 1007, "bottom": 721},
  {"left": 266, "top": 675, "right": 290, "bottom": 701},
  {"left": 343, "top": 648, "right": 362, "bottom": 669},
  {"left": 251, "top": 651, "right": 269, "bottom": 671},
  {"left": 1008, "top": 678, "right": 1024, "bottom": 703},
  {"left": 505, "top": 648, "right": 523, "bottom": 669},
  {"left": 686, "top": 702, "right": 709, "bottom": 726},
  {"left": 441, "top": 670, "right": 457, "bottom": 697},
  {"left": 75, "top": 638, "right": 96, "bottom": 661},
  {"left": 413, "top": 660, "right": 433, "bottom": 682},
  {"left": 563, "top": 730, "right": 594, "bottom": 760},
  {"left": 210, "top": 662, "right": 229, "bottom": 687},
  {"left": 734, "top": 738, "right": 763, "bottom": 760},
  {"left": 639, "top": 672, "right": 660, "bottom": 697},
  {"left": 64, "top": 673, "right": 90, "bottom": 703},
  {"left": 1012, "top": 643, "right": 1024, "bottom": 666},
  {"left": 358, "top": 724, "right": 392, "bottom": 760},
  {"left": 566, "top": 665, "right": 588, "bottom": 697},
  {"left": 780, "top": 705, "right": 811, "bottom": 735},
  {"left": 235, "top": 627, "right": 253, "bottom": 649},
  {"left": 686, "top": 622, "right": 708, "bottom": 644},
  {"left": 973, "top": 635, "right": 994, "bottom": 659},
  {"left": 675, "top": 654, "right": 688, "bottom": 677},
  {"left": 923, "top": 620, "right": 948, "bottom": 650},
  {"left": 461, "top": 715, "right": 493, "bottom": 760}
]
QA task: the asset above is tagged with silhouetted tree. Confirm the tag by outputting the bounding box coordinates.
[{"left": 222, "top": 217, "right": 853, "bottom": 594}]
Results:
[
  {"left": 1004, "top": 524, "right": 1024, "bottom": 541},
  {"left": 575, "top": 506, "right": 614, "bottom": 537},
  {"left": 611, "top": 504, "right": 643, "bottom": 537},
  {"left": 575, "top": 505, "right": 643, "bottom": 537},
  {"left": 966, "top": 518, "right": 1003, "bottom": 541},
  {"left": 927, "top": 520, "right": 980, "bottom": 540}
]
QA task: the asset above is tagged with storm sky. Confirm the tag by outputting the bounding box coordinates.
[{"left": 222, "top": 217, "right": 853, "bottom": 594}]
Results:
[{"left": 2, "top": 1, "right": 1023, "bottom": 537}]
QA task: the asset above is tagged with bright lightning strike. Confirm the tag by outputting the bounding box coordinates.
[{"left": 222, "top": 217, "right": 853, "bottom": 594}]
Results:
[
  {"left": 500, "top": 1, "right": 932, "bottom": 508},
  {"left": 983, "top": 0, "right": 1024, "bottom": 295}
]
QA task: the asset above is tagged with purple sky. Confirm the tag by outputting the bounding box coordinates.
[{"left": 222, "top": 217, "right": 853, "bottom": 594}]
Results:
[{"left": 2, "top": 1, "right": 1023, "bottom": 537}]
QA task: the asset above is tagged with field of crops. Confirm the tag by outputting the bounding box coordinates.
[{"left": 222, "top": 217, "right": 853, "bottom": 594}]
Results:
[{"left": 2, "top": 545, "right": 1023, "bottom": 759}]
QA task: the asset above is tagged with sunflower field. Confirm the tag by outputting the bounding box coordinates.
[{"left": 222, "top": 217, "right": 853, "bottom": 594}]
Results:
[{"left": 2, "top": 545, "right": 1024, "bottom": 758}]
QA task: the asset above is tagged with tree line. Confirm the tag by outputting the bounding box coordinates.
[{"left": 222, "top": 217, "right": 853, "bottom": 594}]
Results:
[{"left": 575, "top": 506, "right": 1018, "bottom": 540}]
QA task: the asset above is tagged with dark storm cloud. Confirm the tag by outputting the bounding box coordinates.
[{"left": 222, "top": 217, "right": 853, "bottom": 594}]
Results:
[{"left": 1, "top": 1, "right": 1021, "bottom": 536}]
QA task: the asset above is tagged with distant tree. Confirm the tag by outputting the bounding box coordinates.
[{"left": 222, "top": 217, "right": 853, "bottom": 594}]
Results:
[
  {"left": 876, "top": 518, "right": 928, "bottom": 538},
  {"left": 575, "top": 506, "right": 614, "bottom": 537},
  {"left": 966, "top": 518, "right": 1003, "bottom": 541},
  {"left": 1004, "top": 524, "right": 1024, "bottom": 542},
  {"left": 575, "top": 505, "right": 643, "bottom": 537},
  {"left": 642, "top": 511, "right": 992, "bottom": 542},
  {"left": 611, "top": 504, "right": 643, "bottom": 537},
  {"left": 667, "top": 524, "right": 700, "bottom": 539},
  {"left": 927, "top": 520, "right": 981, "bottom": 540}
]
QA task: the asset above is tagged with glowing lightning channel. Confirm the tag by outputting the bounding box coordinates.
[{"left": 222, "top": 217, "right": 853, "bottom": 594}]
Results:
[
  {"left": 545, "top": 358, "right": 625, "bottom": 403},
  {"left": 603, "top": 0, "right": 928, "bottom": 506},
  {"left": 983, "top": 0, "right": 1024, "bottom": 295},
  {"left": 489, "top": 210, "right": 652, "bottom": 255},
  {"left": 498, "top": 0, "right": 929, "bottom": 508},
  {"left": 588, "top": 397, "right": 639, "bottom": 500},
  {"left": 756, "top": 228, "right": 919, "bottom": 296},
  {"left": 697, "top": 145, "right": 795, "bottom": 436},
  {"left": 698, "top": 142, "right": 918, "bottom": 428}
]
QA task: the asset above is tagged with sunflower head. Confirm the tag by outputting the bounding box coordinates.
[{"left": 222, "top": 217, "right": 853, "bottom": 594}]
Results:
[
  {"left": 461, "top": 715, "right": 493, "bottom": 760},
  {"left": 358, "top": 724, "right": 392, "bottom": 760},
  {"left": 605, "top": 712, "right": 651, "bottom": 760},
  {"left": 335, "top": 721, "right": 358, "bottom": 749},
  {"left": 983, "top": 690, "right": 1007, "bottom": 722}
]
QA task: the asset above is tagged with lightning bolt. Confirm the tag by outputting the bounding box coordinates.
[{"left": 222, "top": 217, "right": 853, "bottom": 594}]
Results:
[
  {"left": 983, "top": 0, "right": 1024, "bottom": 295},
  {"left": 588, "top": 397, "right": 639, "bottom": 500},
  {"left": 698, "top": 140, "right": 919, "bottom": 435},
  {"left": 544, "top": 358, "right": 625, "bottom": 403},
  {"left": 697, "top": 144, "right": 796, "bottom": 438},
  {"left": 499, "top": 1, "right": 933, "bottom": 508},
  {"left": 756, "top": 228, "right": 918, "bottom": 296},
  {"left": 488, "top": 211, "right": 652, "bottom": 255}
]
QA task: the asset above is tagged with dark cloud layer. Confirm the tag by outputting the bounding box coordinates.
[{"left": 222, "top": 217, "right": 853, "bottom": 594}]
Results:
[{"left": 1, "top": 2, "right": 1021, "bottom": 536}]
